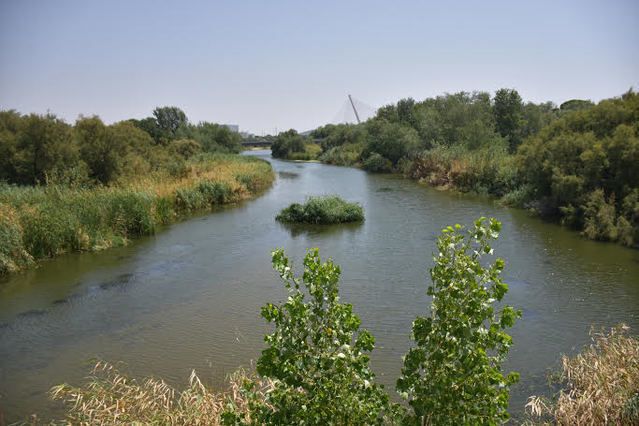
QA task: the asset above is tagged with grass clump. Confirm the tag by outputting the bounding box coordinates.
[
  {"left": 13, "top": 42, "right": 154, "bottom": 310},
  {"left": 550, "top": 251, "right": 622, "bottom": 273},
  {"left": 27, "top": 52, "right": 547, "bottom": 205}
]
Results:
[
  {"left": 527, "top": 324, "right": 639, "bottom": 425},
  {"left": 276, "top": 195, "right": 364, "bottom": 224},
  {"left": 49, "top": 361, "right": 272, "bottom": 425}
]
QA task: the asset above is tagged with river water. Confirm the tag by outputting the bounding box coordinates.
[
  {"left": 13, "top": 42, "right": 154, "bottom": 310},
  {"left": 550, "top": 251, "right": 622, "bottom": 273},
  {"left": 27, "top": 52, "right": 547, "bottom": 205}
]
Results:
[{"left": 1, "top": 150, "right": 638, "bottom": 422}]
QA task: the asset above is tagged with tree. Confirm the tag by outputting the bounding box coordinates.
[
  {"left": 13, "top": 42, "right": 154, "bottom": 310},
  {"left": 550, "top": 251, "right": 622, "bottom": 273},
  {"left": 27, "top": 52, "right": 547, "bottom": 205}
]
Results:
[
  {"left": 223, "top": 249, "right": 395, "bottom": 425},
  {"left": 397, "top": 218, "right": 521, "bottom": 425},
  {"left": 0, "top": 110, "right": 23, "bottom": 182},
  {"left": 493, "top": 88, "right": 524, "bottom": 152},
  {"left": 76, "top": 116, "right": 125, "bottom": 184},
  {"left": 191, "top": 122, "right": 242, "bottom": 153},
  {"left": 363, "top": 120, "right": 419, "bottom": 165},
  {"left": 270, "top": 129, "right": 306, "bottom": 158},
  {"left": 13, "top": 113, "right": 79, "bottom": 184},
  {"left": 153, "top": 106, "right": 188, "bottom": 140}
]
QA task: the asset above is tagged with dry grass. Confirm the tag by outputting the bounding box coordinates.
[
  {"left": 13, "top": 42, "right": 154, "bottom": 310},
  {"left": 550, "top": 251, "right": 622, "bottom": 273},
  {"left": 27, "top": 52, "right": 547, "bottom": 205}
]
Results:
[
  {"left": 526, "top": 324, "right": 639, "bottom": 425},
  {"left": 47, "top": 361, "right": 273, "bottom": 425}
]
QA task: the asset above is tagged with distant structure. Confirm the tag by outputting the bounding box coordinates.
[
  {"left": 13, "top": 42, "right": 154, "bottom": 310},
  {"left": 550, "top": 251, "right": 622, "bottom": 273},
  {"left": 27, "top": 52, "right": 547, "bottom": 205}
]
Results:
[{"left": 222, "top": 124, "right": 239, "bottom": 133}]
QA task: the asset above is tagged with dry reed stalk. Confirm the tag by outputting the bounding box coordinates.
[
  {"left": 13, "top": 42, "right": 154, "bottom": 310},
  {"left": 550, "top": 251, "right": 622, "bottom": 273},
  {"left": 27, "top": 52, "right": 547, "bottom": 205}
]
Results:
[
  {"left": 526, "top": 324, "right": 639, "bottom": 425},
  {"left": 47, "top": 360, "right": 272, "bottom": 425}
]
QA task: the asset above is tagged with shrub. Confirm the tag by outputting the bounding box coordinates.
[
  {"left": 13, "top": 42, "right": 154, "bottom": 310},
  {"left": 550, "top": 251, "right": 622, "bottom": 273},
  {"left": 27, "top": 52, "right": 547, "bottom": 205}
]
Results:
[
  {"left": 527, "top": 325, "right": 639, "bottom": 425},
  {"left": 275, "top": 195, "right": 364, "bottom": 224},
  {"left": 582, "top": 189, "right": 618, "bottom": 241},
  {"left": 397, "top": 218, "right": 520, "bottom": 424},
  {"left": 363, "top": 152, "right": 393, "bottom": 173},
  {"left": 223, "top": 249, "right": 395, "bottom": 425}
]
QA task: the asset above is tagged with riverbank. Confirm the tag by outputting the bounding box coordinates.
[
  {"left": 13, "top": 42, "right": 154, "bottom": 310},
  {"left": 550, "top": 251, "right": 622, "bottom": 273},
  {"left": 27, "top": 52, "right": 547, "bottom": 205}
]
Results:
[
  {"left": 0, "top": 154, "right": 274, "bottom": 276},
  {"left": 309, "top": 90, "right": 639, "bottom": 249}
]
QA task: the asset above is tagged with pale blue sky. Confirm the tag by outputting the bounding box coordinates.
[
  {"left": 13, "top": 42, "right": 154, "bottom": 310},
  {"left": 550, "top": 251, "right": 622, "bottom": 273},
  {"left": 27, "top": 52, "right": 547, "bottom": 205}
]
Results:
[{"left": 1, "top": 0, "right": 638, "bottom": 134}]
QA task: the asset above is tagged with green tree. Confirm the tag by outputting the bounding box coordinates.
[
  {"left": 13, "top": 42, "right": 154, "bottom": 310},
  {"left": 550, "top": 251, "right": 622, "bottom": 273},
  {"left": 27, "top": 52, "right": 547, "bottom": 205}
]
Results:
[
  {"left": 397, "top": 218, "right": 520, "bottom": 425},
  {"left": 363, "top": 120, "right": 419, "bottom": 165},
  {"left": 153, "top": 106, "right": 188, "bottom": 140},
  {"left": 76, "top": 116, "right": 126, "bottom": 184},
  {"left": 224, "top": 249, "right": 395, "bottom": 425},
  {"left": 13, "top": 113, "right": 79, "bottom": 184},
  {"left": 270, "top": 129, "right": 306, "bottom": 158},
  {"left": 493, "top": 88, "right": 524, "bottom": 152},
  {"left": 192, "top": 122, "right": 242, "bottom": 153},
  {"left": 0, "top": 110, "right": 23, "bottom": 182}
]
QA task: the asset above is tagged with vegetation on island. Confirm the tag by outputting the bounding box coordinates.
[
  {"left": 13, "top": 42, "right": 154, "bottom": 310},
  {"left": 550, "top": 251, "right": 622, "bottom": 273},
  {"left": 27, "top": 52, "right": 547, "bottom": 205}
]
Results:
[
  {"left": 275, "top": 195, "right": 364, "bottom": 224},
  {"left": 301, "top": 89, "right": 639, "bottom": 248},
  {"left": 0, "top": 107, "right": 274, "bottom": 275}
]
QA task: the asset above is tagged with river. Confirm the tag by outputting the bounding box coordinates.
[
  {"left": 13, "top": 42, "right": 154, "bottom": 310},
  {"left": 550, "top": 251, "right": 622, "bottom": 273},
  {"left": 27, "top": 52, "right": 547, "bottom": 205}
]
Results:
[{"left": 1, "top": 150, "right": 638, "bottom": 422}]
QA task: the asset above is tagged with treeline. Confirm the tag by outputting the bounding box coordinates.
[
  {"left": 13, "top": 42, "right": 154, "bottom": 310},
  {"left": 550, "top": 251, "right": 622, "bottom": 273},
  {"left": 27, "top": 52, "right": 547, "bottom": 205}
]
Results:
[
  {"left": 287, "top": 89, "right": 638, "bottom": 247},
  {"left": 0, "top": 106, "right": 242, "bottom": 186}
]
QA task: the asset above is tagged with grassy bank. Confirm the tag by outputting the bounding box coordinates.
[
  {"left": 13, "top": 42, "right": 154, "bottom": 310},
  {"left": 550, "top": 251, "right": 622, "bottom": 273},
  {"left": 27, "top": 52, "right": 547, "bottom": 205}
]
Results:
[{"left": 0, "top": 154, "right": 274, "bottom": 275}]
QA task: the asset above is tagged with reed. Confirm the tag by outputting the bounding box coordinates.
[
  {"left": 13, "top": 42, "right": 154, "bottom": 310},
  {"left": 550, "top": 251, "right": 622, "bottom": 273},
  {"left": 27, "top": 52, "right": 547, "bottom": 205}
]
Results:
[
  {"left": 48, "top": 360, "right": 273, "bottom": 425},
  {"left": 526, "top": 325, "right": 639, "bottom": 425}
]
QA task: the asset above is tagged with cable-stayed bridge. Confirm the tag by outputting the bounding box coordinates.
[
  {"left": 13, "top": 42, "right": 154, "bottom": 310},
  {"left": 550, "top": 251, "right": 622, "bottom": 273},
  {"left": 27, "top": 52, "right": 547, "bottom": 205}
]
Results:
[{"left": 330, "top": 94, "right": 377, "bottom": 125}]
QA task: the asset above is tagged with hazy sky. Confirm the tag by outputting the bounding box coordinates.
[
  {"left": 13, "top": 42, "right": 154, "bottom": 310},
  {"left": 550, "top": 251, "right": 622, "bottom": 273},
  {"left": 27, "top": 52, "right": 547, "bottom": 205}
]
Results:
[{"left": 1, "top": 0, "right": 638, "bottom": 134}]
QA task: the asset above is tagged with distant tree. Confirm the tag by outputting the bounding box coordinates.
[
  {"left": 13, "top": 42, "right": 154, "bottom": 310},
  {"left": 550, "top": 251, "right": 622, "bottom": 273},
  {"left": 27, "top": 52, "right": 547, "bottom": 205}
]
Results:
[
  {"left": 493, "top": 88, "right": 524, "bottom": 152},
  {"left": 191, "top": 122, "right": 242, "bottom": 153},
  {"left": 13, "top": 113, "right": 79, "bottom": 184},
  {"left": 0, "top": 110, "right": 23, "bottom": 182},
  {"left": 271, "top": 129, "right": 306, "bottom": 158},
  {"left": 559, "top": 99, "right": 594, "bottom": 112},
  {"left": 363, "top": 120, "right": 419, "bottom": 165},
  {"left": 76, "top": 116, "right": 126, "bottom": 184},
  {"left": 130, "top": 117, "right": 164, "bottom": 144},
  {"left": 396, "top": 97, "right": 417, "bottom": 127},
  {"left": 153, "top": 106, "right": 188, "bottom": 140}
]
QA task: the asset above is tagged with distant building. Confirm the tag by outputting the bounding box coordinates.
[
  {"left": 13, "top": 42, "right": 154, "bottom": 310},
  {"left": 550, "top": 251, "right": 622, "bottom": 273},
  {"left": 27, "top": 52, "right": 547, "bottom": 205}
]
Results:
[{"left": 222, "top": 124, "right": 239, "bottom": 133}]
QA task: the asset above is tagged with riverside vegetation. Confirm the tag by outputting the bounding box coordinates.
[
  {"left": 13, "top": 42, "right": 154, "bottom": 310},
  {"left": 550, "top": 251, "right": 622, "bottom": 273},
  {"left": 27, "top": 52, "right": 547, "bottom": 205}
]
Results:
[
  {"left": 275, "top": 195, "right": 364, "bottom": 224},
  {"left": 0, "top": 107, "right": 275, "bottom": 275},
  {"left": 273, "top": 89, "right": 639, "bottom": 248},
  {"left": 44, "top": 218, "right": 639, "bottom": 424}
]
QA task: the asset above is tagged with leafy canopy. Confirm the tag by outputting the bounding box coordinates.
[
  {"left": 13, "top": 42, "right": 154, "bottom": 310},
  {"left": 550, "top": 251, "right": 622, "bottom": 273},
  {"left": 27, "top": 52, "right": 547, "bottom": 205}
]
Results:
[
  {"left": 223, "top": 248, "right": 394, "bottom": 425},
  {"left": 397, "top": 217, "right": 521, "bottom": 425}
]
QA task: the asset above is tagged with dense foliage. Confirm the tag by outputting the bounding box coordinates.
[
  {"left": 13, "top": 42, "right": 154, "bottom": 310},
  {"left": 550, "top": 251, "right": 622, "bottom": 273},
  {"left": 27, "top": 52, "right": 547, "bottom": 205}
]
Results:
[
  {"left": 517, "top": 90, "right": 639, "bottom": 245},
  {"left": 0, "top": 106, "right": 242, "bottom": 186},
  {"left": 311, "top": 89, "right": 639, "bottom": 247},
  {"left": 223, "top": 249, "right": 395, "bottom": 425},
  {"left": 397, "top": 218, "right": 520, "bottom": 425},
  {"left": 270, "top": 129, "right": 321, "bottom": 161},
  {"left": 275, "top": 195, "right": 364, "bottom": 224}
]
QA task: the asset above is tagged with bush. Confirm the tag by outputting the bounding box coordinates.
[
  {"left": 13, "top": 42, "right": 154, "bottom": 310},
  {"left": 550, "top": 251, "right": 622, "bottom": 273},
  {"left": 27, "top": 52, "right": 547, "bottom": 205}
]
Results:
[
  {"left": 276, "top": 195, "right": 364, "bottom": 224},
  {"left": 362, "top": 152, "right": 392, "bottom": 173},
  {"left": 223, "top": 249, "right": 395, "bottom": 425},
  {"left": 397, "top": 218, "right": 521, "bottom": 424}
]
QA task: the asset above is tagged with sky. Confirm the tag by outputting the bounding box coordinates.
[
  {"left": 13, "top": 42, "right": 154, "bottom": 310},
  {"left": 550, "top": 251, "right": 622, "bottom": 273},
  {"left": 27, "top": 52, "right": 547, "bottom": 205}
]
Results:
[{"left": 1, "top": 0, "right": 638, "bottom": 134}]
